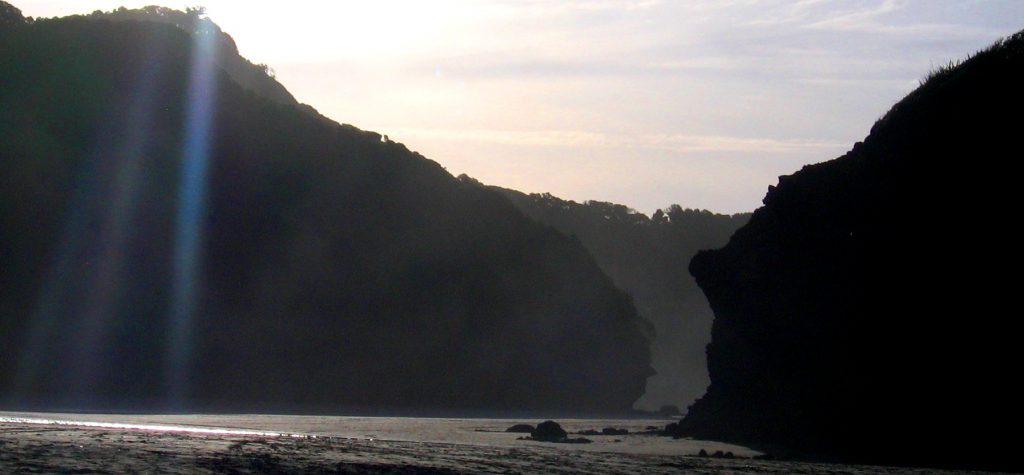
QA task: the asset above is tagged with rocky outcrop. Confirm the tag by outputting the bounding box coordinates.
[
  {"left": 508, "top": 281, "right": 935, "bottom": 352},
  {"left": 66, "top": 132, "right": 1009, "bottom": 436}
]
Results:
[
  {"left": 677, "top": 31, "right": 1024, "bottom": 472},
  {"left": 530, "top": 421, "right": 568, "bottom": 442}
]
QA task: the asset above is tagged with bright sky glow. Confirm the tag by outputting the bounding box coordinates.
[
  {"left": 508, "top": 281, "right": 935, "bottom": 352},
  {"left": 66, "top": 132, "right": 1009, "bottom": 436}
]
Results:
[{"left": 15, "top": 0, "right": 1024, "bottom": 213}]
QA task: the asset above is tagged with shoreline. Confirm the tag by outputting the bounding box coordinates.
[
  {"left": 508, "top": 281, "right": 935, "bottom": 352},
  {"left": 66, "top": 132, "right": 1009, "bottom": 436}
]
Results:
[{"left": 0, "top": 412, "right": 985, "bottom": 474}]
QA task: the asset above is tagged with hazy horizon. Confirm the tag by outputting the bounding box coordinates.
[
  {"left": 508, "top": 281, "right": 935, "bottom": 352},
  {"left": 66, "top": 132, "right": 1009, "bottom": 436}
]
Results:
[{"left": 14, "top": 0, "right": 1024, "bottom": 214}]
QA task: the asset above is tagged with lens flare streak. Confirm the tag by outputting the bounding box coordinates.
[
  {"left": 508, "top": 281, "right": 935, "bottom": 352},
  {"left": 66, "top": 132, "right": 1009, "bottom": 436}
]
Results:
[{"left": 166, "top": 20, "right": 220, "bottom": 405}]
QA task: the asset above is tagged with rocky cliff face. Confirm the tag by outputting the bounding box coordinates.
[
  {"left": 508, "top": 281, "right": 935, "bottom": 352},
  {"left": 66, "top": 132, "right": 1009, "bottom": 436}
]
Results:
[
  {"left": 679, "top": 32, "right": 1024, "bottom": 471},
  {"left": 486, "top": 185, "right": 748, "bottom": 412},
  {"left": 0, "top": 6, "right": 652, "bottom": 415}
]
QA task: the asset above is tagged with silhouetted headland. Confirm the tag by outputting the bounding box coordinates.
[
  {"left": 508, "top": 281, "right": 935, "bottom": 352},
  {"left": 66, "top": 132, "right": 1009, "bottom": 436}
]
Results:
[
  {"left": 672, "top": 30, "right": 1024, "bottom": 472},
  {"left": 0, "top": 2, "right": 652, "bottom": 415}
]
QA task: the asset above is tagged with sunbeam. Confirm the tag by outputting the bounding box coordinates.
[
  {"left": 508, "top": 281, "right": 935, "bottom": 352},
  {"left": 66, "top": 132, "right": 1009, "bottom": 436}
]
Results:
[{"left": 165, "top": 14, "right": 220, "bottom": 407}]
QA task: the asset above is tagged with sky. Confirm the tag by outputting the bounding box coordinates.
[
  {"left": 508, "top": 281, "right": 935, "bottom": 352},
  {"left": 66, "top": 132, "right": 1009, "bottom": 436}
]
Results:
[{"left": 15, "top": 1, "right": 1024, "bottom": 214}]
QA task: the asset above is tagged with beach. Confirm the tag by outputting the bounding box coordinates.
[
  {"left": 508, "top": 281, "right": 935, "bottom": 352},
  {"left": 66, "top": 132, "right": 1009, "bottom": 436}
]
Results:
[{"left": 0, "top": 412, "right": 980, "bottom": 474}]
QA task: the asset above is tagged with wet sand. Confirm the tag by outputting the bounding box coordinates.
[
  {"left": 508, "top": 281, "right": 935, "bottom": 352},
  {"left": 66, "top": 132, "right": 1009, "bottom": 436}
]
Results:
[{"left": 0, "top": 413, "right": 980, "bottom": 474}]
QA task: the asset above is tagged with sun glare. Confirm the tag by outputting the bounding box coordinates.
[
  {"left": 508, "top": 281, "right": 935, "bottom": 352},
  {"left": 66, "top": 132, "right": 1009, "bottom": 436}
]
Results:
[
  {"left": 204, "top": 1, "right": 474, "bottom": 63},
  {"left": 24, "top": 1, "right": 481, "bottom": 62}
]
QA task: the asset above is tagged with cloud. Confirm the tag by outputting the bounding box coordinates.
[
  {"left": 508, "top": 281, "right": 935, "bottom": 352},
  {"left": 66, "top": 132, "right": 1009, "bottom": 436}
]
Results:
[
  {"left": 563, "top": 0, "right": 663, "bottom": 11},
  {"left": 379, "top": 127, "right": 844, "bottom": 154},
  {"left": 802, "top": 0, "right": 904, "bottom": 29},
  {"left": 507, "top": 0, "right": 663, "bottom": 12},
  {"left": 744, "top": 0, "right": 992, "bottom": 39}
]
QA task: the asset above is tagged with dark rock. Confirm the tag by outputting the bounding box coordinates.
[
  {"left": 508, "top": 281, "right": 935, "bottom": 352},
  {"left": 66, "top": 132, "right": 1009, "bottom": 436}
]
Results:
[
  {"left": 680, "top": 29, "right": 1024, "bottom": 473},
  {"left": 566, "top": 437, "right": 592, "bottom": 444},
  {"left": 530, "top": 421, "right": 568, "bottom": 442},
  {"left": 578, "top": 430, "right": 600, "bottom": 436},
  {"left": 601, "top": 427, "right": 628, "bottom": 436},
  {"left": 505, "top": 424, "right": 535, "bottom": 433},
  {"left": 697, "top": 449, "right": 708, "bottom": 457}
]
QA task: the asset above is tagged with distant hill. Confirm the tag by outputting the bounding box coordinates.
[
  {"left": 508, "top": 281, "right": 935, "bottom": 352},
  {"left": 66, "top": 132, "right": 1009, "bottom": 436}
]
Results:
[
  {"left": 675, "top": 31, "right": 1024, "bottom": 471},
  {"left": 479, "top": 182, "right": 748, "bottom": 411},
  {"left": 0, "top": 3, "right": 652, "bottom": 415},
  {"left": 92, "top": 5, "right": 298, "bottom": 107}
]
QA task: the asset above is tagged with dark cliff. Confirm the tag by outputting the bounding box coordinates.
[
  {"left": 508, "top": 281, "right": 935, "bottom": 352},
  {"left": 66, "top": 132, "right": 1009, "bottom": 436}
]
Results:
[
  {"left": 678, "top": 32, "right": 1024, "bottom": 471},
  {"left": 484, "top": 184, "right": 748, "bottom": 411},
  {"left": 0, "top": 5, "right": 652, "bottom": 415}
]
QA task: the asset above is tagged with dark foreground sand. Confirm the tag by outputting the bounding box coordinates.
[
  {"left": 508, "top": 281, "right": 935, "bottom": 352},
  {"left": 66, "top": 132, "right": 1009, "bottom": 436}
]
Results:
[{"left": 0, "top": 418, "right": 980, "bottom": 474}]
